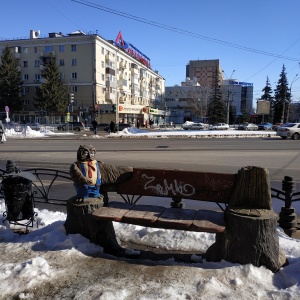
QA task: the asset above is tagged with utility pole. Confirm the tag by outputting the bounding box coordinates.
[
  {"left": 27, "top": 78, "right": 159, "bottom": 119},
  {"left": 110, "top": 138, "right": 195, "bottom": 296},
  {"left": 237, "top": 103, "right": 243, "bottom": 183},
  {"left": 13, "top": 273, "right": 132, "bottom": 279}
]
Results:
[
  {"left": 286, "top": 74, "right": 299, "bottom": 122},
  {"left": 223, "top": 70, "right": 235, "bottom": 124}
]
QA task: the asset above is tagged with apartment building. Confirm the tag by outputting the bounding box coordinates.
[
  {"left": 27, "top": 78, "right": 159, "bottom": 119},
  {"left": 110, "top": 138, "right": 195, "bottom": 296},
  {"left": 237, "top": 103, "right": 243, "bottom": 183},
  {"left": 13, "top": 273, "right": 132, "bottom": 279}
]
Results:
[{"left": 0, "top": 30, "right": 165, "bottom": 125}]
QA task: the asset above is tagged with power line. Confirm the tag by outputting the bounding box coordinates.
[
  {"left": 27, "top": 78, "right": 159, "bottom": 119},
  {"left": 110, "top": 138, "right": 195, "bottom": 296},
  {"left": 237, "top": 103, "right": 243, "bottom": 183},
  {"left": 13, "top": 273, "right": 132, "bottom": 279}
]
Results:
[{"left": 71, "top": 0, "right": 300, "bottom": 62}]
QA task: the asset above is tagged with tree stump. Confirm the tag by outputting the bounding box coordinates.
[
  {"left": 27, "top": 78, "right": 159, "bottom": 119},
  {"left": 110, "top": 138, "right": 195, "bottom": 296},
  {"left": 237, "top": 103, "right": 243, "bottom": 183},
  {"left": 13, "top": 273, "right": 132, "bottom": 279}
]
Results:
[
  {"left": 206, "top": 208, "right": 287, "bottom": 272},
  {"left": 206, "top": 166, "right": 287, "bottom": 272},
  {"left": 64, "top": 196, "right": 123, "bottom": 254}
]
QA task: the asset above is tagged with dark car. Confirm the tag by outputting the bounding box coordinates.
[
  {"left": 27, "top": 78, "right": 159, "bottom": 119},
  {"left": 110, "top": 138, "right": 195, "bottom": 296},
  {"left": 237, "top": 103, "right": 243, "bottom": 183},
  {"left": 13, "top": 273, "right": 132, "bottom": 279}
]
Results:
[
  {"left": 57, "top": 122, "right": 85, "bottom": 131},
  {"left": 104, "top": 123, "right": 131, "bottom": 132},
  {"left": 258, "top": 122, "right": 272, "bottom": 130},
  {"left": 89, "top": 123, "right": 110, "bottom": 131}
]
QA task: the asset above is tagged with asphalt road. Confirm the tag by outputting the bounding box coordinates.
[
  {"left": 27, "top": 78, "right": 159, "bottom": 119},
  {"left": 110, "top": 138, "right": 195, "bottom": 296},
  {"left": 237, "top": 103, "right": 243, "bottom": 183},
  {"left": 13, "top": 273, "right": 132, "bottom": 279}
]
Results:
[{"left": 0, "top": 135, "right": 299, "bottom": 183}]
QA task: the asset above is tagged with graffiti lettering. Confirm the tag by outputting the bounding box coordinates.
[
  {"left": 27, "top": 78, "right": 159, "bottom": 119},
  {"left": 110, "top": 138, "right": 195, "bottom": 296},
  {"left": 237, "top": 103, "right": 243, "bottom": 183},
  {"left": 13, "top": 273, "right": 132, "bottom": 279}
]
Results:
[{"left": 142, "top": 174, "right": 195, "bottom": 197}]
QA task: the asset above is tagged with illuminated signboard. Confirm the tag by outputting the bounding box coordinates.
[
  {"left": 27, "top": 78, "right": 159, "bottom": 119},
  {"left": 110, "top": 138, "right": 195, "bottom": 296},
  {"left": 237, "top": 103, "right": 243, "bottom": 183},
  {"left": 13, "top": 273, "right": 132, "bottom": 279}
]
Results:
[
  {"left": 115, "top": 31, "right": 151, "bottom": 68},
  {"left": 229, "top": 81, "right": 253, "bottom": 86}
]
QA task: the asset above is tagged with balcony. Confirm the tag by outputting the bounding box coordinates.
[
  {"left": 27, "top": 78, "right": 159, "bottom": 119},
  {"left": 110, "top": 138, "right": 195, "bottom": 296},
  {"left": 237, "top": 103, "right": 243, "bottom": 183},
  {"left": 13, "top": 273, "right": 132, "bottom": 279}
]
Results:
[
  {"left": 106, "top": 80, "right": 116, "bottom": 88},
  {"left": 140, "top": 91, "right": 147, "bottom": 97},
  {"left": 14, "top": 53, "right": 21, "bottom": 59},
  {"left": 105, "top": 92, "right": 116, "bottom": 101},
  {"left": 40, "top": 51, "right": 56, "bottom": 57}
]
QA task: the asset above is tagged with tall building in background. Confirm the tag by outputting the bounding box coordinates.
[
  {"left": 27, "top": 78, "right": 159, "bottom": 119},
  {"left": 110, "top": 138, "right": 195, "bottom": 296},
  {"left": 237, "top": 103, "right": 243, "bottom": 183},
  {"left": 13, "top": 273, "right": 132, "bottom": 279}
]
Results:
[
  {"left": 186, "top": 59, "right": 223, "bottom": 86},
  {"left": 0, "top": 30, "right": 165, "bottom": 125},
  {"left": 165, "top": 59, "right": 254, "bottom": 124}
]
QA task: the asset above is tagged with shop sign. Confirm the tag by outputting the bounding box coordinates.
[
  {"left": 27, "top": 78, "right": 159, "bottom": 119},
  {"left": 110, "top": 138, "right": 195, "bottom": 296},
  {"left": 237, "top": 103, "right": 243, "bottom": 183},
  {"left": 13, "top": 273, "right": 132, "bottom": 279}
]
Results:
[{"left": 118, "top": 104, "right": 143, "bottom": 114}]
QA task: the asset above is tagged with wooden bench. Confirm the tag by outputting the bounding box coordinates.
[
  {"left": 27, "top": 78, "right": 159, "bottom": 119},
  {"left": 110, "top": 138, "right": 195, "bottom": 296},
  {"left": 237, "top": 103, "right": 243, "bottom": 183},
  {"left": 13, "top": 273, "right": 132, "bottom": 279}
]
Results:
[
  {"left": 94, "top": 168, "right": 236, "bottom": 233},
  {"left": 65, "top": 165, "right": 287, "bottom": 272}
]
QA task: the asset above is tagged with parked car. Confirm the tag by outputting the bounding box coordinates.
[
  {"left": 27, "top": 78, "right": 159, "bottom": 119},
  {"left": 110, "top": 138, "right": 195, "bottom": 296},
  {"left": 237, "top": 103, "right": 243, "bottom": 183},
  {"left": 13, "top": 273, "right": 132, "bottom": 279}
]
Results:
[
  {"left": 272, "top": 123, "right": 283, "bottom": 131},
  {"left": 210, "top": 123, "right": 229, "bottom": 130},
  {"left": 26, "top": 123, "right": 41, "bottom": 131},
  {"left": 89, "top": 123, "right": 110, "bottom": 131},
  {"left": 57, "top": 122, "right": 85, "bottom": 131},
  {"left": 258, "top": 122, "right": 273, "bottom": 130},
  {"left": 237, "top": 123, "right": 258, "bottom": 131},
  {"left": 5, "top": 122, "right": 23, "bottom": 132},
  {"left": 276, "top": 123, "right": 300, "bottom": 139},
  {"left": 104, "top": 123, "right": 132, "bottom": 132},
  {"left": 182, "top": 121, "right": 206, "bottom": 130}
]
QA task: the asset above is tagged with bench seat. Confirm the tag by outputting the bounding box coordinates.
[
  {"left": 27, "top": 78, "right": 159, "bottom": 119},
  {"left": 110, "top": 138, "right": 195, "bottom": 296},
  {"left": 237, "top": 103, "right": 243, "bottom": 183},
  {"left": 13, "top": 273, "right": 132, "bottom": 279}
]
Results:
[{"left": 92, "top": 201, "right": 225, "bottom": 233}]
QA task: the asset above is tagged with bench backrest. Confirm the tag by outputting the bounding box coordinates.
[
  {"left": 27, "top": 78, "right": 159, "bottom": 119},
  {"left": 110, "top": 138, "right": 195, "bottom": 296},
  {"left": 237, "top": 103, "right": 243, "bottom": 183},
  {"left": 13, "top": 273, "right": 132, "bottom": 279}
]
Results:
[{"left": 117, "top": 168, "right": 236, "bottom": 204}]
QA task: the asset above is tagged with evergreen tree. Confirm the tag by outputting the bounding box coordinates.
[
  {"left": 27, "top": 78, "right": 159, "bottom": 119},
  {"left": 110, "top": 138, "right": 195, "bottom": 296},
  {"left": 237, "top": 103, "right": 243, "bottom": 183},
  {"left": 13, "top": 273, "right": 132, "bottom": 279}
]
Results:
[
  {"left": 273, "top": 65, "right": 290, "bottom": 124},
  {"left": 34, "top": 53, "right": 68, "bottom": 114},
  {"left": 207, "top": 67, "right": 226, "bottom": 124},
  {"left": 260, "top": 76, "right": 273, "bottom": 122},
  {"left": 0, "top": 46, "right": 23, "bottom": 113}
]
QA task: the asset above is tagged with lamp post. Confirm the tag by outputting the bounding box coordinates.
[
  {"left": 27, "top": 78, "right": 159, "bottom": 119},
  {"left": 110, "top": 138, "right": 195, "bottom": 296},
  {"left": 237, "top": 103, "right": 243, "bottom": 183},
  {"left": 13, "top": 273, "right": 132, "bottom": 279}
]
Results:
[
  {"left": 286, "top": 74, "right": 299, "bottom": 123},
  {"left": 223, "top": 70, "right": 235, "bottom": 124}
]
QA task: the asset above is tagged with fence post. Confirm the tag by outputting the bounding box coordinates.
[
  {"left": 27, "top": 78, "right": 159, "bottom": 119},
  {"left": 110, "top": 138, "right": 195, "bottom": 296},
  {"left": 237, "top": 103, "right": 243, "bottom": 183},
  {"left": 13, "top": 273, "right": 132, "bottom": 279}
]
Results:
[{"left": 279, "top": 176, "right": 297, "bottom": 236}]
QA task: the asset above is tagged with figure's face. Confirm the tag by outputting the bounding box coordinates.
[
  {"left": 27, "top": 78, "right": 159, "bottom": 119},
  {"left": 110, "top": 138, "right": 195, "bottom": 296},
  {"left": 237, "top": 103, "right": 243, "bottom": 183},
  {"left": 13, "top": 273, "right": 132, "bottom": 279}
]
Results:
[{"left": 77, "top": 145, "right": 96, "bottom": 161}]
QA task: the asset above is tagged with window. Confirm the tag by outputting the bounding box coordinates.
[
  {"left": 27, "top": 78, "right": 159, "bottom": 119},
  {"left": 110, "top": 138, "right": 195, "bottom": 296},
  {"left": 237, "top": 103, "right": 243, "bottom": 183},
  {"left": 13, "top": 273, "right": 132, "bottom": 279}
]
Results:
[
  {"left": 101, "top": 74, "right": 105, "bottom": 81},
  {"left": 71, "top": 44, "right": 77, "bottom": 52},
  {"left": 101, "top": 61, "right": 104, "bottom": 68},
  {"left": 23, "top": 47, "right": 28, "bottom": 54},
  {"left": 71, "top": 58, "right": 77, "bottom": 66},
  {"left": 34, "top": 60, "right": 40, "bottom": 67},
  {"left": 71, "top": 86, "right": 77, "bottom": 92},
  {"left": 60, "top": 73, "right": 65, "bottom": 80},
  {"left": 59, "top": 45, "right": 64, "bottom": 52},
  {"left": 35, "top": 74, "right": 41, "bottom": 80},
  {"left": 101, "top": 47, "right": 104, "bottom": 54},
  {"left": 23, "top": 74, "right": 29, "bottom": 80},
  {"left": 34, "top": 47, "right": 38, "bottom": 53},
  {"left": 23, "top": 99, "right": 29, "bottom": 106},
  {"left": 71, "top": 72, "right": 77, "bottom": 79},
  {"left": 44, "top": 45, "right": 53, "bottom": 53},
  {"left": 23, "top": 61, "right": 28, "bottom": 67},
  {"left": 59, "top": 59, "right": 64, "bottom": 66},
  {"left": 22, "top": 87, "right": 29, "bottom": 95}
]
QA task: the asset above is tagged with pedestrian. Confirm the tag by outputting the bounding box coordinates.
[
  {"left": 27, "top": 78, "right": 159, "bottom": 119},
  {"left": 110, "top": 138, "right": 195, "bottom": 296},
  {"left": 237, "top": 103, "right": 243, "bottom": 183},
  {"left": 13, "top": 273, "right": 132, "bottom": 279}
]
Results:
[
  {"left": 91, "top": 119, "right": 98, "bottom": 134},
  {"left": 137, "top": 120, "right": 140, "bottom": 129},
  {"left": 0, "top": 120, "right": 6, "bottom": 143},
  {"left": 109, "top": 120, "right": 116, "bottom": 133}
]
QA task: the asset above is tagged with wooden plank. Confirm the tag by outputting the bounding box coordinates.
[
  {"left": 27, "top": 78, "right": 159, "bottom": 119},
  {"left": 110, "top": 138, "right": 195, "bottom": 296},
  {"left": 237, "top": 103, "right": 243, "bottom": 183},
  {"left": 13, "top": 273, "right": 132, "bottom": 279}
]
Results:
[
  {"left": 92, "top": 202, "right": 134, "bottom": 222},
  {"left": 156, "top": 208, "right": 197, "bottom": 229},
  {"left": 122, "top": 205, "right": 166, "bottom": 225},
  {"left": 191, "top": 210, "right": 225, "bottom": 233},
  {"left": 117, "top": 168, "right": 236, "bottom": 203}
]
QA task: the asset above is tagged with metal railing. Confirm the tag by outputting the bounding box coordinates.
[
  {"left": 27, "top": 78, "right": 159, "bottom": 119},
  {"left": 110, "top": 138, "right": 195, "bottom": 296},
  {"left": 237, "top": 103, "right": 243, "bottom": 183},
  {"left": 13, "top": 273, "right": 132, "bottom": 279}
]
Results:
[{"left": 0, "top": 167, "right": 299, "bottom": 235}]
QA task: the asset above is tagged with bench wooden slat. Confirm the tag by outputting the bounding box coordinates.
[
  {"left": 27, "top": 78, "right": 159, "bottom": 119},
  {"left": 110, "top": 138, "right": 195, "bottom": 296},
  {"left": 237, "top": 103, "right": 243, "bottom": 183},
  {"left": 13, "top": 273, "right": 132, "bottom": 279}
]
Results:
[
  {"left": 191, "top": 210, "right": 225, "bottom": 233},
  {"left": 92, "top": 202, "right": 134, "bottom": 222},
  {"left": 122, "top": 205, "right": 166, "bottom": 225},
  {"left": 156, "top": 208, "right": 197, "bottom": 229}
]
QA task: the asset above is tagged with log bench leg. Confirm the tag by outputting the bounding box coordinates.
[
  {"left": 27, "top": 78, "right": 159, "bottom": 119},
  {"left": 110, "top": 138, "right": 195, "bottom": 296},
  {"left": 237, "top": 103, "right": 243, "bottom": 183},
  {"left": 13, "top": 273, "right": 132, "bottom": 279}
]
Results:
[
  {"left": 64, "top": 197, "right": 123, "bottom": 254},
  {"left": 206, "top": 209, "right": 287, "bottom": 272}
]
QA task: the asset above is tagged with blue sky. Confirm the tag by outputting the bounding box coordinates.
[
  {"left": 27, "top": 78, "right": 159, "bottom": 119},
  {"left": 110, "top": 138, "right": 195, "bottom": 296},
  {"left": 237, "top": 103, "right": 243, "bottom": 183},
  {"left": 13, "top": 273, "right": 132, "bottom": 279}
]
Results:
[{"left": 2, "top": 0, "right": 300, "bottom": 105}]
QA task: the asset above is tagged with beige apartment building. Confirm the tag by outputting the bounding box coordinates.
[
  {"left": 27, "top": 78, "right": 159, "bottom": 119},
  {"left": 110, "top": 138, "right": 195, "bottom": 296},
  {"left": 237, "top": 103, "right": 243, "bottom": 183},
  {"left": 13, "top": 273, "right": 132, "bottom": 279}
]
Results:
[{"left": 0, "top": 30, "right": 165, "bottom": 126}]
